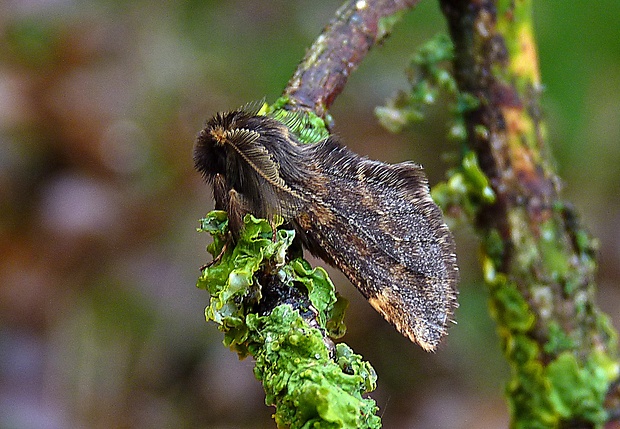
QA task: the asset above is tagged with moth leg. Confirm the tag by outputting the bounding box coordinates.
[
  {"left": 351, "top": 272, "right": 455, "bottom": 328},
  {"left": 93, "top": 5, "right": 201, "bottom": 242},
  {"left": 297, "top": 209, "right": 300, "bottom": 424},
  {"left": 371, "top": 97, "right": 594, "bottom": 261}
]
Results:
[
  {"left": 227, "top": 188, "right": 251, "bottom": 240},
  {"left": 212, "top": 173, "right": 228, "bottom": 210},
  {"left": 195, "top": 173, "right": 233, "bottom": 270},
  {"left": 201, "top": 187, "right": 251, "bottom": 269},
  {"left": 269, "top": 220, "right": 279, "bottom": 242},
  {"left": 200, "top": 241, "right": 229, "bottom": 271}
]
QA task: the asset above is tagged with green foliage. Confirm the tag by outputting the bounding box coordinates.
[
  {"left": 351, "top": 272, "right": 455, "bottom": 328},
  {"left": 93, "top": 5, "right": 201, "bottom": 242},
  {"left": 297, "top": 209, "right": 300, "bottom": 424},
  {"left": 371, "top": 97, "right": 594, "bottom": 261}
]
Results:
[{"left": 197, "top": 211, "right": 380, "bottom": 428}]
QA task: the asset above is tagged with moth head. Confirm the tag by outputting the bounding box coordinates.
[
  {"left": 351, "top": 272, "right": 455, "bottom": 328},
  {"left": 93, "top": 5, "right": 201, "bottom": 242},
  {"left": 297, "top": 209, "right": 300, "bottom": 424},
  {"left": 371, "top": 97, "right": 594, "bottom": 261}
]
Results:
[
  {"left": 193, "top": 111, "right": 240, "bottom": 182},
  {"left": 209, "top": 125, "right": 228, "bottom": 146}
]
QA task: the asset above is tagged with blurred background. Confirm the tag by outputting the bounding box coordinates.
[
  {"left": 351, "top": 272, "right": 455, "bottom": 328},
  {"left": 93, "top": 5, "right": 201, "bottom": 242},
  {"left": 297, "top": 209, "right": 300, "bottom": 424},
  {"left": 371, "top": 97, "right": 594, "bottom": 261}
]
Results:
[{"left": 0, "top": 1, "right": 618, "bottom": 428}]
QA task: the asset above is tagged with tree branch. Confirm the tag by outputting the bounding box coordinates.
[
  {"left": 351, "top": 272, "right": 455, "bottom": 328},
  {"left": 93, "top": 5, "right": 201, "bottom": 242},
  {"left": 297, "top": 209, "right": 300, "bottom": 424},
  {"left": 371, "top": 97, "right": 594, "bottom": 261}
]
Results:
[
  {"left": 283, "top": 0, "right": 420, "bottom": 119},
  {"left": 439, "top": 0, "right": 619, "bottom": 426}
]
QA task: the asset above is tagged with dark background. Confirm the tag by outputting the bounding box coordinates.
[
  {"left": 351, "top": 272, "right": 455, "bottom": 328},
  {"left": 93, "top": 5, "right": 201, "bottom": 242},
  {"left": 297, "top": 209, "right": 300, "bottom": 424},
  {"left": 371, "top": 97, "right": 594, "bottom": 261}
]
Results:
[{"left": 1, "top": 1, "right": 618, "bottom": 428}]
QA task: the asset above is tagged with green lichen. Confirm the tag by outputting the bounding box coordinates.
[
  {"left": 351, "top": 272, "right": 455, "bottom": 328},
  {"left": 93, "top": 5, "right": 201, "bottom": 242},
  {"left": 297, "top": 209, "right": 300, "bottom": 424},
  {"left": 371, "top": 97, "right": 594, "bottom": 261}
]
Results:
[
  {"left": 268, "top": 97, "right": 331, "bottom": 144},
  {"left": 483, "top": 229, "right": 505, "bottom": 269},
  {"left": 552, "top": 202, "right": 600, "bottom": 295},
  {"left": 546, "top": 352, "right": 616, "bottom": 425},
  {"left": 597, "top": 313, "right": 620, "bottom": 356},
  {"left": 538, "top": 219, "right": 572, "bottom": 283},
  {"left": 375, "top": 33, "right": 480, "bottom": 139},
  {"left": 460, "top": 152, "right": 495, "bottom": 202},
  {"left": 374, "top": 34, "right": 494, "bottom": 222},
  {"left": 377, "top": 9, "right": 407, "bottom": 41},
  {"left": 543, "top": 322, "right": 576, "bottom": 355},
  {"left": 492, "top": 284, "right": 619, "bottom": 427},
  {"left": 431, "top": 1, "right": 620, "bottom": 426},
  {"left": 483, "top": 262, "right": 556, "bottom": 427},
  {"left": 197, "top": 211, "right": 380, "bottom": 428},
  {"left": 482, "top": 250, "right": 619, "bottom": 428},
  {"left": 286, "top": 258, "right": 348, "bottom": 338},
  {"left": 506, "top": 361, "right": 557, "bottom": 429},
  {"left": 432, "top": 151, "right": 495, "bottom": 219},
  {"left": 249, "top": 307, "right": 380, "bottom": 428},
  {"left": 485, "top": 268, "right": 535, "bottom": 335},
  {"left": 375, "top": 33, "right": 456, "bottom": 133},
  {"left": 449, "top": 93, "right": 482, "bottom": 143}
]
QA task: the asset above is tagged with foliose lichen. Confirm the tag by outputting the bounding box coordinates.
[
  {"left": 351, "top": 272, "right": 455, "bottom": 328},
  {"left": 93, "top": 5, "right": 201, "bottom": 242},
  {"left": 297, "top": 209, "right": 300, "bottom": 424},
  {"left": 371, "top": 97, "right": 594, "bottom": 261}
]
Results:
[{"left": 197, "top": 211, "right": 380, "bottom": 428}]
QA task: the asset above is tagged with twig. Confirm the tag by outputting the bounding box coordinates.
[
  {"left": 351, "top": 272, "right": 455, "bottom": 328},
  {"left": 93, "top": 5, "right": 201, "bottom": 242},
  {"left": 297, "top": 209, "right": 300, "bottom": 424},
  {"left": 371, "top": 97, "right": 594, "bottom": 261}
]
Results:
[
  {"left": 439, "top": 0, "right": 619, "bottom": 426},
  {"left": 283, "top": 0, "right": 420, "bottom": 118}
]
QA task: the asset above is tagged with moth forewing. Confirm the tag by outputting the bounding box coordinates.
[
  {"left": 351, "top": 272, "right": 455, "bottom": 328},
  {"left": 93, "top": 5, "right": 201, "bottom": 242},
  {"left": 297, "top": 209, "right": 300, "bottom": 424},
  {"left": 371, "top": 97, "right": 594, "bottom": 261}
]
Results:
[{"left": 288, "top": 141, "right": 458, "bottom": 351}]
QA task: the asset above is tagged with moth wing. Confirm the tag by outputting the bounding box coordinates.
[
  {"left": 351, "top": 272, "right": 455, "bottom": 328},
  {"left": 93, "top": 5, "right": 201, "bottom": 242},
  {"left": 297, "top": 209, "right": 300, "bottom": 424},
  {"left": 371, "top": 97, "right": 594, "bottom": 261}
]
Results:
[{"left": 298, "top": 139, "right": 458, "bottom": 351}]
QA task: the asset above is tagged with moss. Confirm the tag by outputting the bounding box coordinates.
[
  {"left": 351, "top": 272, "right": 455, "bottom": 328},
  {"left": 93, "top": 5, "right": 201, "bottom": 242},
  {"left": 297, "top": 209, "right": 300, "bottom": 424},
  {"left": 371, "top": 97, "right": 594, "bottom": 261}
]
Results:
[{"left": 197, "top": 211, "right": 380, "bottom": 428}]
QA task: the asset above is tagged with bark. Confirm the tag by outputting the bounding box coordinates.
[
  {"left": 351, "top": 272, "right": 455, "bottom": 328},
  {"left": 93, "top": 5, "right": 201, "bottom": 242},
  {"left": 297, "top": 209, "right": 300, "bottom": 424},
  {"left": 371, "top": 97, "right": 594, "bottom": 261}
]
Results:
[
  {"left": 283, "top": 0, "right": 420, "bottom": 119},
  {"left": 438, "top": 1, "right": 619, "bottom": 427}
]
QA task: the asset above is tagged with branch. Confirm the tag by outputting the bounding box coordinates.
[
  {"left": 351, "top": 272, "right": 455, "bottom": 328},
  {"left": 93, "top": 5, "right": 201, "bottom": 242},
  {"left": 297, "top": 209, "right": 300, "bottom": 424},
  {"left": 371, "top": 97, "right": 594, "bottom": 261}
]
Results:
[
  {"left": 283, "top": 0, "right": 420, "bottom": 119},
  {"left": 438, "top": 0, "right": 619, "bottom": 426}
]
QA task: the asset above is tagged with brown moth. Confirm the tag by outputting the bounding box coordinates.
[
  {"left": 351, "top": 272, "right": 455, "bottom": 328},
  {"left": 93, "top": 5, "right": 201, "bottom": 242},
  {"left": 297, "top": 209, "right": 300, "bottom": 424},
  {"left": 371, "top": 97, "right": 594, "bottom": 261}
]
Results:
[{"left": 194, "top": 105, "right": 458, "bottom": 351}]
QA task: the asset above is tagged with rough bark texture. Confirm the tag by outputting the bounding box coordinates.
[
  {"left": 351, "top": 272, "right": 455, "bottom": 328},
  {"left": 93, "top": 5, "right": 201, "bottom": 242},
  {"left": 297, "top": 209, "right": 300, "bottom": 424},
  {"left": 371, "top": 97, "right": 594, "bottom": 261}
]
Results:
[
  {"left": 439, "top": 1, "right": 619, "bottom": 427},
  {"left": 283, "top": 0, "right": 420, "bottom": 119}
]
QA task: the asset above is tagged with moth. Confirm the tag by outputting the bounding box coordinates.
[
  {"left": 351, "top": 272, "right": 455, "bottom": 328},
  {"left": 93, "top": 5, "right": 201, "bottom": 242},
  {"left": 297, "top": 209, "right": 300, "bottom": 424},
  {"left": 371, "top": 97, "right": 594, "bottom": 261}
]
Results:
[{"left": 194, "top": 104, "right": 458, "bottom": 351}]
